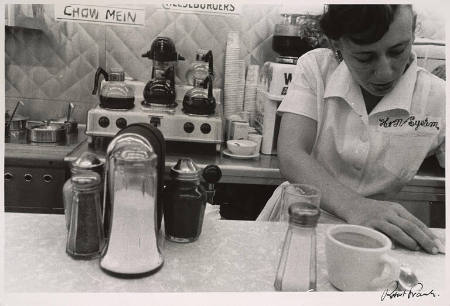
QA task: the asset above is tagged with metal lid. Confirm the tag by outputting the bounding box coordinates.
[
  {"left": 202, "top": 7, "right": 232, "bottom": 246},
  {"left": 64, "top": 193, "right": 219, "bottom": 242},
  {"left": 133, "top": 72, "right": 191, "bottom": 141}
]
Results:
[
  {"left": 72, "top": 152, "right": 104, "bottom": 172},
  {"left": 72, "top": 172, "right": 101, "bottom": 191},
  {"left": 109, "top": 68, "right": 125, "bottom": 82},
  {"left": 170, "top": 158, "right": 200, "bottom": 181},
  {"left": 288, "top": 202, "right": 320, "bottom": 227}
]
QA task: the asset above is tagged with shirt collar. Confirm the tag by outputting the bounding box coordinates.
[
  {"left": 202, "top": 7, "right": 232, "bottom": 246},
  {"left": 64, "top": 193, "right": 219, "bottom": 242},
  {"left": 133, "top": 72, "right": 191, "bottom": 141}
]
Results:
[{"left": 323, "top": 52, "right": 418, "bottom": 116}]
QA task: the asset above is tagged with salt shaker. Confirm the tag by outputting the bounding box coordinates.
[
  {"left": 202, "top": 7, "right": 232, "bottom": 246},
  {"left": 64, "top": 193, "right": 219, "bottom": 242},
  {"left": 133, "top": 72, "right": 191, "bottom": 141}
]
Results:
[
  {"left": 66, "top": 171, "right": 105, "bottom": 259},
  {"left": 274, "top": 202, "right": 320, "bottom": 291}
]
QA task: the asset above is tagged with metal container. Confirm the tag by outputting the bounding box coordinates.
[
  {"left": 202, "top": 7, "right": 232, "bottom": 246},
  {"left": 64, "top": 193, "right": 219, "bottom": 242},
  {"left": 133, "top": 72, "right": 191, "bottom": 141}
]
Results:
[
  {"left": 27, "top": 121, "right": 66, "bottom": 143},
  {"left": 6, "top": 114, "right": 28, "bottom": 131}
]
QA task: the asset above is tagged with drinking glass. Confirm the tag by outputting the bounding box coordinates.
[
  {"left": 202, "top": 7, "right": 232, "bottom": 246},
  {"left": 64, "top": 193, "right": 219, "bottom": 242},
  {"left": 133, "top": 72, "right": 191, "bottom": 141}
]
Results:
[{"left": 279, "top": 183, "right": 321, "bottom": 222}]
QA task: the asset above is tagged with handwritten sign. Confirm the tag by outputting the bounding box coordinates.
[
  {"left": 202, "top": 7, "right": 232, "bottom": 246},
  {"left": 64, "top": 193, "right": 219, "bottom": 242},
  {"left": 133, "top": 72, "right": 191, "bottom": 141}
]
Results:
[
  {"left": 159, "top": 1, "right": 241, "bottom": 16},
  {"left": 55, "top": 4, "right": 145, "bottom": 27}
]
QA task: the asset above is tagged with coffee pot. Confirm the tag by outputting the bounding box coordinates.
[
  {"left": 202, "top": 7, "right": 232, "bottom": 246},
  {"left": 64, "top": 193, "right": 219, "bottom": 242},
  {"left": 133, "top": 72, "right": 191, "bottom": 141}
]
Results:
[
  {"left": 100, "top": 123, "right": 165, "bottom": 277},
  {"left": 183, "top": 49, "right": 216, "bottom": 115},
  {"left": 92, "top": 67, "right": 135, "bottom": 110},
  {"left": 142, "top": 37, "right": 185, "bottom": 107}
]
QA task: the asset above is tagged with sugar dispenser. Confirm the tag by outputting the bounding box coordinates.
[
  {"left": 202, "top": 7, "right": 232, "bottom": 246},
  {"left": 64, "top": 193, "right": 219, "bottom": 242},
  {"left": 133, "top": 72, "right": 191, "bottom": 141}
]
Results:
[{"left": 100, "top": 123, "right": 165, "bottom": 277}]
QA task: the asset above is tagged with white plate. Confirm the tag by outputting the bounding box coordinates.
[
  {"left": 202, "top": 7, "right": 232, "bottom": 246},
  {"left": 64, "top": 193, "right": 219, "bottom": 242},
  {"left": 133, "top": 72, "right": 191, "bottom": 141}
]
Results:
[{"left": 222, "top": 148, "right": 260, "bottom": 159}]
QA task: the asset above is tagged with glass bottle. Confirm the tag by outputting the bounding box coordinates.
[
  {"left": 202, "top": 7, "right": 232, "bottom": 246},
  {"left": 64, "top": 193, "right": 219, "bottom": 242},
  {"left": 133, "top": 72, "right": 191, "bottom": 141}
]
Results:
[
  {"left": 63, "top": 152, "right": 104, "bottom": 230},
  {"left": 163, "top": 158, "right": 207, "bottom": 243},
  {"left": 66, "top": 171, "right": 105, "bottom": 259},
  {"left": 274, "top": 202, "right": 320, "bottom": 291}
]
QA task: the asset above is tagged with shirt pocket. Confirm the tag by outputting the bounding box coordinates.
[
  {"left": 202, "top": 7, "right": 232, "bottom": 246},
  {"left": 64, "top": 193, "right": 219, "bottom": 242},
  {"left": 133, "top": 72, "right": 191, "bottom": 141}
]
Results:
[{"left": 381, "top": 132, "right": 436, "bottom": 182}]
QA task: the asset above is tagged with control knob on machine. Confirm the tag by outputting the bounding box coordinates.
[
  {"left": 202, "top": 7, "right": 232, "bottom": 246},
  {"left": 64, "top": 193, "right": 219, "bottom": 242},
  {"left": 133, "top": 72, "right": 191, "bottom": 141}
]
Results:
[
  {"left": 98, "top": 116, "right": 110, "bottom": 128},
  {"left": 116, "top": 118, "right": 127, "bottom": 129},
  {"left": 200, "top": 123, "right": 211, "bottom": 134},
  {"left": 183, "top": 122, "right": 195, "bottom": 133}
]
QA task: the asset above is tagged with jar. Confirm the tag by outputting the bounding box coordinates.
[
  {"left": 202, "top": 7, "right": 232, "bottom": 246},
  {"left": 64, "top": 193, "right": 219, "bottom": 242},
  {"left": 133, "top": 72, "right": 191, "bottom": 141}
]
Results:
[
  {"left": 66, "top": 171, "right": 105, "bottom": 259},
  {"left": 163, "top": 158, "right": 207, "bottom": 243}
]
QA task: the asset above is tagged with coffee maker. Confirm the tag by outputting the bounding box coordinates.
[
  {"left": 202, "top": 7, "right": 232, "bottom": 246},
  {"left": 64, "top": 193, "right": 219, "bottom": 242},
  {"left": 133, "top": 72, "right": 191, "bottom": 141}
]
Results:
[
  {"left": 100, "top": 123, "right": 165, "bottom": 277},
  {"left": 182, "top": 49, "right": 216, "bottom": 116},
  {"left": 142, "top": 37, "right": 185, "bottom": 108},
  {"left": 255, "top": 9, "right": 321, "bottom": 155}
]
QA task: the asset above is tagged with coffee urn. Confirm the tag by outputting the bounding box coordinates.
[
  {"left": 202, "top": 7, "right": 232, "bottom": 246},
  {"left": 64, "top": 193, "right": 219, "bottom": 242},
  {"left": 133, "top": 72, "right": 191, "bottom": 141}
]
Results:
[{"left": 100, "top": 123, "right": 165, "bottom": 277}]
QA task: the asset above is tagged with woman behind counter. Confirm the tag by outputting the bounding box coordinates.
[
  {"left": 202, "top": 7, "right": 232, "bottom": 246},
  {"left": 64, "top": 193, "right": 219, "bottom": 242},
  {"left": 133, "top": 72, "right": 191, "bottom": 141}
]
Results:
[{"left": 261, "top": 5, "right": 445, "bottom": 254}]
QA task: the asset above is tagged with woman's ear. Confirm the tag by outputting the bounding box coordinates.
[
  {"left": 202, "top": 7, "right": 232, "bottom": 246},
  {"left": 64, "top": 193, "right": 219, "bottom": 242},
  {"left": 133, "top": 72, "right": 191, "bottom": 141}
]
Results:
[{"left": 329, "top": 39, "right": 343, "bottom": 62}]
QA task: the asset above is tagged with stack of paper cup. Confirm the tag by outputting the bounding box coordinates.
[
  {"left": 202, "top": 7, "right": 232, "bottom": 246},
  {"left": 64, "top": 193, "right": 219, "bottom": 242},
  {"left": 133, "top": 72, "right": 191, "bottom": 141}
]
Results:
[
  {"left": 243, "top": 65, "right": 260, "bottom": 126},
  {"left": 224, "top": 31, "right": 246, "bottom": 118}
]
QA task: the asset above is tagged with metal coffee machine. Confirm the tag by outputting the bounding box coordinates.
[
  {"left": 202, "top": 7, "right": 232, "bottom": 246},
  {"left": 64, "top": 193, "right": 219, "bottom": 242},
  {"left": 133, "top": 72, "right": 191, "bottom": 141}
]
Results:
[
  {"left": 100, "top": 123, "right": 165, "bottom": 277},
  {"left": 86, "top": 41, "right": 224, "bottom": 151}
]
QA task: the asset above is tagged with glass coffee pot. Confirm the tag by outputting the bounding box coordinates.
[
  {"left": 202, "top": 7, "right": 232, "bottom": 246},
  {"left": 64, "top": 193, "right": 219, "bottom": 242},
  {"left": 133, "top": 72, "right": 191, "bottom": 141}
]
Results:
[
  {"left": 183, "top": 49, "right": 216, "bottom": 115},
  {"left": 142, "top": 37, "right": 184, "bottom": 107},
  {"left": 92, "top": 67, "right": 135, "bottom": 110}
]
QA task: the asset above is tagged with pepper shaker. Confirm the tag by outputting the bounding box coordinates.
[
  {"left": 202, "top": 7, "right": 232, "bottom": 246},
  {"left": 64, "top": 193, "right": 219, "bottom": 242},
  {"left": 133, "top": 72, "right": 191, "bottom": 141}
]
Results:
[{"left": 66, "top": 171, "right": 105, "bottom": 259}]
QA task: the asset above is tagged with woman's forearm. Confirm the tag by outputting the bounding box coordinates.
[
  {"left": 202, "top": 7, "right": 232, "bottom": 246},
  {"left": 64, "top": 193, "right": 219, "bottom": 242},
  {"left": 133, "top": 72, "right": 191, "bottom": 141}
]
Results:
[{"left": 279, "top": 147, "right": 362, "bottom": 221}]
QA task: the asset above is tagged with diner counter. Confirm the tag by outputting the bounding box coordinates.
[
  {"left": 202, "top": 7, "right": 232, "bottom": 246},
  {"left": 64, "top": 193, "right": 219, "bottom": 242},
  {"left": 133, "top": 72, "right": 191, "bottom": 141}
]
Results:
[
  {"left": 5, "top": 209, "right": 446, "bottom": 293},
  {"left": 65, "top": 140, "right": 445, "bottom": 201}
]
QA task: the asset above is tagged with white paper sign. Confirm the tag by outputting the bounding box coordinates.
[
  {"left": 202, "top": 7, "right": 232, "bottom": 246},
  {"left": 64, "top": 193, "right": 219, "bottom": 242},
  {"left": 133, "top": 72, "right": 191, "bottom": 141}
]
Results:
[
  {"left": 159, "top": 1, "right": 241, "bottom": 15},
  {"left": 55, "top": 4, "right": 145, "bottom": 27}
]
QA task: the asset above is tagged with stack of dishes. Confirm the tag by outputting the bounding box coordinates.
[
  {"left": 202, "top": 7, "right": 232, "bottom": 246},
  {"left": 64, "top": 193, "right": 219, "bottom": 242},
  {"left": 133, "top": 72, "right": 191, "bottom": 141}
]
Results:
[
  {"left": 224, "top": 31, "right": 246, "bottom": 119},
  {"left": 243, "top": 65, "right": 260, "bottom": 127}
]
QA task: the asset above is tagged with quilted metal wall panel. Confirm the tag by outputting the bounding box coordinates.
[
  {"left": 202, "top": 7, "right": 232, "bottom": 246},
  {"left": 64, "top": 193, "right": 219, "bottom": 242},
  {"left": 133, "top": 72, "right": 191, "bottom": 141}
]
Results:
[{"left": 5, "top": 3, "right": 281, "bottom": 122}]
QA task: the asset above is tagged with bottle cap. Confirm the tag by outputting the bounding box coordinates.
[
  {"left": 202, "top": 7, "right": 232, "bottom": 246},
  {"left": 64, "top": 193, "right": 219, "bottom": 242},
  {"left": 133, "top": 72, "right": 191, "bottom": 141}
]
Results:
[{"left": 170, "top": 158, "right": 200, "bottom": 181}]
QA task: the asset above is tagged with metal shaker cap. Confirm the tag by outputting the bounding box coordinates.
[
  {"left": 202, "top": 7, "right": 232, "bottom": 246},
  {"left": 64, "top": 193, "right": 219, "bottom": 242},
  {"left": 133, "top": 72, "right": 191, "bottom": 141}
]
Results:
[
  {"left": 109, "top": 68, "right": 125, "bottom": 82},
  {"left": 72, "top": 152, "right": 104, "bottom": 174},
  {"left": 288, "top": 202, "right": 320, "bottom": 227},
  {"left": 170, "top": 158, "right": 200, "bottom": 181}
]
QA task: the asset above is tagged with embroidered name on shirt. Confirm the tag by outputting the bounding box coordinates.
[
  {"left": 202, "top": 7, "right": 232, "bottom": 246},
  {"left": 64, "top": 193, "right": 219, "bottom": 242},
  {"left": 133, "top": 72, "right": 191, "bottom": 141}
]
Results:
[{"left": 378, "top": 116, "right": 440, "bottom": 131}]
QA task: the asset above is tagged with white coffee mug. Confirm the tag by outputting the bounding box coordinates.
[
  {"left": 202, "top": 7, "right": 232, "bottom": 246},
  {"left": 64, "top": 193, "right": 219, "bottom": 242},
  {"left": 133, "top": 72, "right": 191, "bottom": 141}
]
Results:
[{"left": 325, "top": 224, "right": 400, "bottom": 291}]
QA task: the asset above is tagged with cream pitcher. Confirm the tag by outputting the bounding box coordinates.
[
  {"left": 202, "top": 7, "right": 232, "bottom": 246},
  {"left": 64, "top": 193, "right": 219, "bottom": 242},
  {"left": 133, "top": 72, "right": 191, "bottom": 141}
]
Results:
[{"left": 100, "top": 123, "right": 165, "bottom": 277}]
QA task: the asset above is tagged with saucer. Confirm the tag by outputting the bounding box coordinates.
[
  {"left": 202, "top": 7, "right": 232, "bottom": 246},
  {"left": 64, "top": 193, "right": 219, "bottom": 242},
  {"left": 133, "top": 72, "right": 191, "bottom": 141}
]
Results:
[{"left": 223, "top": 148, "right": 259, "bottom": 159}]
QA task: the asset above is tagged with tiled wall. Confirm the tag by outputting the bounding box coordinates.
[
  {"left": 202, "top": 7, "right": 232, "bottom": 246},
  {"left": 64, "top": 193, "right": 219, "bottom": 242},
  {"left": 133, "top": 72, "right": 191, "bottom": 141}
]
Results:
[
  {"left": 5, "top": 3, "right": 280, "bottom": 123},
  {"left": 5, "top": 3, "right": 446, "bottom": 123}
]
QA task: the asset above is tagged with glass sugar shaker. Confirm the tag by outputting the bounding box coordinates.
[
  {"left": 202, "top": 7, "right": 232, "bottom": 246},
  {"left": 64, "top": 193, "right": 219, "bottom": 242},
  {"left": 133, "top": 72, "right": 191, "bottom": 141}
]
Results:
[
  {"left": 66, "top": 171, "right": 105, "bottom": 259},
  {"left": 63, "top": 152, "right": 104, "bottom": 230},
  {"left": 274, "top": 202, "right": 320, "bottom": 291}
]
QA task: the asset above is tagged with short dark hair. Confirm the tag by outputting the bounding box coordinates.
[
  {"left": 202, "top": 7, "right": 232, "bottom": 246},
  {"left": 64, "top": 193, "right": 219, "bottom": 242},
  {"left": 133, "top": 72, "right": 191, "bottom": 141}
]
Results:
[{"left": 320, "top": 5, "right": 404, "bottom": 44}]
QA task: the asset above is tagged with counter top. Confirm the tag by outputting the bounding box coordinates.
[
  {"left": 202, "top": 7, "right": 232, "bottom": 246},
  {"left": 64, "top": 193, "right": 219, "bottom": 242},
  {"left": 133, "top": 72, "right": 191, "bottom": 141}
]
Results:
[
  {"left": 65, "top": 140, "right": 445, "bottom": 191},
  {"left": 5, "top": 211, "right": 446, "bottom": 293}
]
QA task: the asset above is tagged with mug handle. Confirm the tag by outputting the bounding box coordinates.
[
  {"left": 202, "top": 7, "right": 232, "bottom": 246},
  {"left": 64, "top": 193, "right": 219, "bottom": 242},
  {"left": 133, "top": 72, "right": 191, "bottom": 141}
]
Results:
[{"left": 369, "top": 254, "right": 400, "bottom": 290}]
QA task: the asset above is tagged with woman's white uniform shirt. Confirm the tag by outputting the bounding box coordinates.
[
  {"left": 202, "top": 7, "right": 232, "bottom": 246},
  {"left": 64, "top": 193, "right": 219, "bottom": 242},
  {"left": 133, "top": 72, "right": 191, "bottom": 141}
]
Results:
[{"left": 277, "top": 48, "right": 445, "bottom": 199}]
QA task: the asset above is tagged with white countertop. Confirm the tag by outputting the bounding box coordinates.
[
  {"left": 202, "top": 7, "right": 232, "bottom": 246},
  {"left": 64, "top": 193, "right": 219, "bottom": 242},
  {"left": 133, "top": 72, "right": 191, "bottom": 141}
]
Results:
[{"left": 4, "top": 210, "right": 446, "bottom": 294}]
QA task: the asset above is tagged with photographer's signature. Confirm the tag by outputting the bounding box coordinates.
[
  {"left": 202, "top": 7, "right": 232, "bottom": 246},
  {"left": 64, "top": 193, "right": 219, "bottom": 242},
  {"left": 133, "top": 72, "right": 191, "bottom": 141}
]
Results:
[{"left": 381, "top": 281, "right": 439, "bottom": 301}]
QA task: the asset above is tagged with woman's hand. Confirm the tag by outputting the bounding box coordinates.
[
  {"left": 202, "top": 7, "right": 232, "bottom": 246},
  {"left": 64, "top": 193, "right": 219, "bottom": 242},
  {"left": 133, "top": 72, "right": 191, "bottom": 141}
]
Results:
[{"left": 346, "top": 198, "right": 440, "bottom": 254}]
